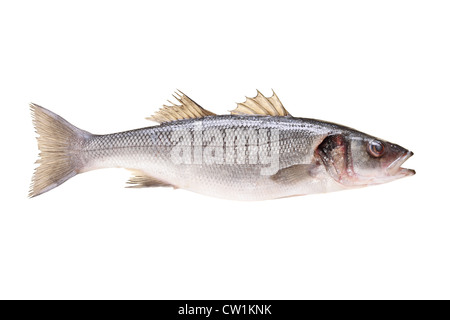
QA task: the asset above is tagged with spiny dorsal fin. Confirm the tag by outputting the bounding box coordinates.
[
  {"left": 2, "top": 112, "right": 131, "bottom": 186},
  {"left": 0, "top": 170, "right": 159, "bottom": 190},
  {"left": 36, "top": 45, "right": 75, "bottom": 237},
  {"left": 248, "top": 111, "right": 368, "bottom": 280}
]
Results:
[
  {"left": 147, "top": 90, "right": 216, "bottom": 123},
  {"left": 231, "top": 90, "right": 290, "bottom": 116},
  {"left": 126, "top": 170, "right": 176, "bottom": 188}
]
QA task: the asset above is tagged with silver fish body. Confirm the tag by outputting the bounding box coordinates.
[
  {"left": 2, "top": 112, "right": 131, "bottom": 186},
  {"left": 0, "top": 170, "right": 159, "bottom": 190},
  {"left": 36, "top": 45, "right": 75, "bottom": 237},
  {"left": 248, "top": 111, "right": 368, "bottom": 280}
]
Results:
[{"left": 29, "top": 91, "right": 415, "bottom": 200}]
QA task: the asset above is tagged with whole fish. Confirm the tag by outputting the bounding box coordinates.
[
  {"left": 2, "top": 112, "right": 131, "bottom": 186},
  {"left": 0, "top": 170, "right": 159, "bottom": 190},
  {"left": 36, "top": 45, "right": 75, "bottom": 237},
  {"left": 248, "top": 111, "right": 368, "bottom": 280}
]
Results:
[{"left": 29, "top": 90, "right": 415, "bottom": 200}]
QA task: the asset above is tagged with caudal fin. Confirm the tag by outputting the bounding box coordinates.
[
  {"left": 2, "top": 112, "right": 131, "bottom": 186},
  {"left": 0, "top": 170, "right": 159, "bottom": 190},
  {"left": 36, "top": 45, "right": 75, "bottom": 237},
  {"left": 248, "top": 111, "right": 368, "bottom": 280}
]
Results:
[{"left": 29, "top": 103, "right": 91, "bottom": 197}]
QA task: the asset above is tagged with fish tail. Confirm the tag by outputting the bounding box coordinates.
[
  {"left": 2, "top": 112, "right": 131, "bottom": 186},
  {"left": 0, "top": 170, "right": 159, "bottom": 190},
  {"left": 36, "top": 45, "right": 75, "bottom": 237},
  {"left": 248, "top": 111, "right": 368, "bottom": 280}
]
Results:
[{"left": 29, "top": 103, "right": 91, "bottom": 197}]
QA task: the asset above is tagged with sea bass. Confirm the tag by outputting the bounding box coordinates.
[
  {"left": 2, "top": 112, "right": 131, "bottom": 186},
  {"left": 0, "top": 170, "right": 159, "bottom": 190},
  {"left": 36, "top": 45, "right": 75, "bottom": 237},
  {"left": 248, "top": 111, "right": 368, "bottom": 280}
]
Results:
[{"left": 29, "top": 90, "right": 415, "bottom": 200}]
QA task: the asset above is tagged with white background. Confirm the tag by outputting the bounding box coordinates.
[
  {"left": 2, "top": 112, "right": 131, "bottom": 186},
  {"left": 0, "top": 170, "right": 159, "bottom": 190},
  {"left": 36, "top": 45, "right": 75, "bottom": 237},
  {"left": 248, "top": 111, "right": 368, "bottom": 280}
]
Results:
[{"left": 0, "top": 0, "right": 449, "bottom": 299}]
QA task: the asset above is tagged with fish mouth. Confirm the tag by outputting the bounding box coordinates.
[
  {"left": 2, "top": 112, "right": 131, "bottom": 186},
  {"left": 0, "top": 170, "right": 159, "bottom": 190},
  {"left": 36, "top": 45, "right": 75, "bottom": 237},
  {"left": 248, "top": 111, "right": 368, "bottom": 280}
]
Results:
[{"left": 387, "top": 151, "right": 416, "bottom": 177}]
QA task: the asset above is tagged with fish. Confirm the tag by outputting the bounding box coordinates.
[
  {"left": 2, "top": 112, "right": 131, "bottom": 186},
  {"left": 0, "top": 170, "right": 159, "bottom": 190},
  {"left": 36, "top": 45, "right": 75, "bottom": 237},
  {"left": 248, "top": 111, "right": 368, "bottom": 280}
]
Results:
[{"left": 29, "top": 90, "right": 415, "bottom": 200}]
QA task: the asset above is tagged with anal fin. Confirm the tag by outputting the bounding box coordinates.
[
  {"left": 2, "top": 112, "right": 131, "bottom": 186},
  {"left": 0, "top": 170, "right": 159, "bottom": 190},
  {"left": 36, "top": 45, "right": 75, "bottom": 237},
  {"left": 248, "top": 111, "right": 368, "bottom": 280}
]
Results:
[{"left": 126, "top": 170, "right": 175, "bottom": 189}]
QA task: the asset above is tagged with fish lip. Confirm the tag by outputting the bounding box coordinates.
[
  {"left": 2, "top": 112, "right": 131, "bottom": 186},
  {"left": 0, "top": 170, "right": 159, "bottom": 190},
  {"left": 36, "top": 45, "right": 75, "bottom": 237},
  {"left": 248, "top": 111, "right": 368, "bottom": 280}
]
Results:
[{"left": 387, "top": 151, "right": 415, "bottom": 176}]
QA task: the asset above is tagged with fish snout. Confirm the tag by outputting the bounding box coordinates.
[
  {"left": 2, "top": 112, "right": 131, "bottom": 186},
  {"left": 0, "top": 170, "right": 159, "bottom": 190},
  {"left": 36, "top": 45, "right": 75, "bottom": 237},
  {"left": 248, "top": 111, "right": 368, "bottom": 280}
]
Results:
[{"left": 387, "top": 149, "right": 415, "bottom": 177}]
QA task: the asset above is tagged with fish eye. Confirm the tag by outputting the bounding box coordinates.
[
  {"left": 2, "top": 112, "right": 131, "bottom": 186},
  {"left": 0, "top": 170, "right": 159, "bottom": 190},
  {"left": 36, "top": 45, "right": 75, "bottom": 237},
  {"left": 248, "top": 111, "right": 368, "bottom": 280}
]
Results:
[{"left": 367, "top": 140, "right": 386, "bottom": 158}]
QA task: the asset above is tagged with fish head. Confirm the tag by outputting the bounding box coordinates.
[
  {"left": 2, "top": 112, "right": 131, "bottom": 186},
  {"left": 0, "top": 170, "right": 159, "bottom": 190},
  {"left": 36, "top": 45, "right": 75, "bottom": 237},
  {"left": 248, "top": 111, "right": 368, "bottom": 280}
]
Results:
[{"left": 317, "top": 133, "right": 415, "bottom": 187}]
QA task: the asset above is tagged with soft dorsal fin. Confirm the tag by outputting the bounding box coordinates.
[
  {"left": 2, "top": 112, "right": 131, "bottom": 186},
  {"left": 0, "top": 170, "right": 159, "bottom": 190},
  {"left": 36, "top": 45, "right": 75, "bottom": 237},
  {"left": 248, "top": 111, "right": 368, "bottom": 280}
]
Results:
[
  {"left": 147, "top": 90, "right": 216, "bottom": 123},
  {"left": 231, "top": 90, "right": 290, "bottom": 116}
]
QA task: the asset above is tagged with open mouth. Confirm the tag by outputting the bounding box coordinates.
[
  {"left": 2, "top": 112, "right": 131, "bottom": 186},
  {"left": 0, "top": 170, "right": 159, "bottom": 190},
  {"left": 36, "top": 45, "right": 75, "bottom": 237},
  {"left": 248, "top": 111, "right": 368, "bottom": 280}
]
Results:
[{"left": 387, "top": 151, "right": 416, "bottom": 176}]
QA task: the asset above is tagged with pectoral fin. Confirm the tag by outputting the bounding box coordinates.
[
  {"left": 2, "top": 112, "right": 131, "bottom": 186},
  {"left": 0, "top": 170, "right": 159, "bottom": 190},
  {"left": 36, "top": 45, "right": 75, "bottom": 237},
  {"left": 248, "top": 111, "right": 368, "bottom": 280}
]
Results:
[{"left": 270, "top": 164, "right": 317, "bottom": 185}]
